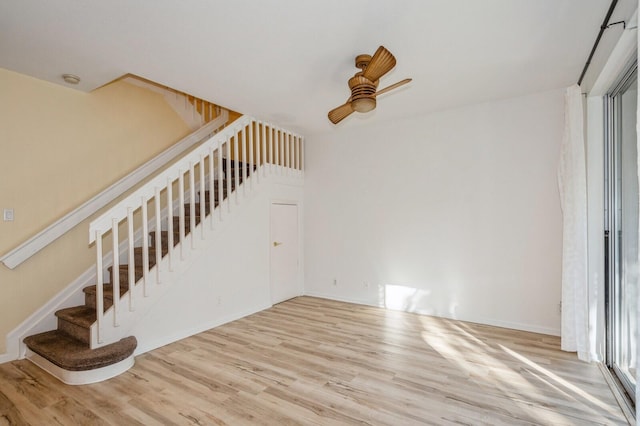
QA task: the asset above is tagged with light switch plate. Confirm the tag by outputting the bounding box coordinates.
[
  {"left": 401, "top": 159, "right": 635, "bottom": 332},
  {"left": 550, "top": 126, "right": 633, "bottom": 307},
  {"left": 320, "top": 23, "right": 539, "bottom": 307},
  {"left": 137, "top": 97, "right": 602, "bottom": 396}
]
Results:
[{"left": 3, "top": 208, "right": 14, "bottom": 221}]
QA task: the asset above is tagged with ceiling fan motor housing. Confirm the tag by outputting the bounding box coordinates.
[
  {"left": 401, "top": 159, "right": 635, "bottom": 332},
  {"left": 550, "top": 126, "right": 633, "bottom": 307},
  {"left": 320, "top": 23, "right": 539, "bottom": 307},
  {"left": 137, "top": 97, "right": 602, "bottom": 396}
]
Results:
[{"left": 348, "top": 75, "right": 377, "bottom": 112}]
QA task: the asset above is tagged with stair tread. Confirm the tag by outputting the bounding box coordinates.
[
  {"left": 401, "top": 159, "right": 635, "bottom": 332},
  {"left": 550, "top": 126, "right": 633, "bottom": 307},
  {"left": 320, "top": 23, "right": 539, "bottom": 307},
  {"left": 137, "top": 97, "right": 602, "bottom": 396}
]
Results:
[
  {"left": 55, "top": 306, "right": 96, "bottom": 328},
  {"left": 108, "top": 264, "right": 145, "bottom": 272},
  {"left": 149, "top": 231, "right": 181, "bottom": 246},
  {"left": 173, "top": 215, "right": 202, "bottom": 227},
  {"left": 134, "top": 246, "right": 167, "bottom": 257},
  {"left": 83, "top": 283, "right": 129, "bottom": 298},
  {"left": 24, "top": 330, "right": 137, "bottom": 371},
  {"left": 185, "top": 202, "right": 212, "bottom": 210}
]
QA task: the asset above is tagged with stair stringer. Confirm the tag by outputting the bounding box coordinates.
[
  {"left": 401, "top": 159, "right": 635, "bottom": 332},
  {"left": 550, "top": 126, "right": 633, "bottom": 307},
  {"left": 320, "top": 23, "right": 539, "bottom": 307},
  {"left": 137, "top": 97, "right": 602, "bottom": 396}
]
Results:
[{"left": 89, "top": 170, "right": 304, "bottom": 354}]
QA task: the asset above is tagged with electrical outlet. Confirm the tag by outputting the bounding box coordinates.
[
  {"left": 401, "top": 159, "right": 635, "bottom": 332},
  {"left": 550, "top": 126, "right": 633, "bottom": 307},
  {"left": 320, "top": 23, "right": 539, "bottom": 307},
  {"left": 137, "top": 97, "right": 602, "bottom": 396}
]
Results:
[{"left": 3, "top": 208, "right": 14, "bottom": 222}]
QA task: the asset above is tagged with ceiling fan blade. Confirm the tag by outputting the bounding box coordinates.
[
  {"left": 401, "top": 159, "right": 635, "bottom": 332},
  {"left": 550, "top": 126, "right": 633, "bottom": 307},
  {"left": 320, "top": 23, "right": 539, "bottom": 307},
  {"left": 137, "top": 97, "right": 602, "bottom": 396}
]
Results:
[
  {"left": 362, "top": 46, "right": 396, "bottom": 82},
  {"left": 328, "top": 102, "right": 354, "bottom": 124},
  {"left": 373, "top": 78, "right": 412, "bottom": 97}
]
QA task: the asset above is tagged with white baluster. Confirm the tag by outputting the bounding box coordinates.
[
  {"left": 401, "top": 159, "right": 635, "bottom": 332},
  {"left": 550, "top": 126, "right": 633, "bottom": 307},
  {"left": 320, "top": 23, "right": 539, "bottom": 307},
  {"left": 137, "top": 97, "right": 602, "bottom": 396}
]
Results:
[
  {"left": 269, "top": 127, "right": 274, "bottom": 174},
  {"left": 261, "top": 122, "right": 267, "bottom": 178},
  {"left": 276, "top": 129, "right": 281, "bottom": 174},
  {"left": 218, "top": 144, "right": 224, "bottom": 221},
  {"left": 291, "top": 134, "right": 295, "bottom": 171},
  {"left": 208, "top": 149, "right": 215, "bottom": 229},
  {"left": 298, "top": 135, "right": 302, "bottom": 172},
  {"left": 286, "top": 132, "right": 291, "bottom": 174},
  {"left": 249, "top": 122, "right": 254, "bottom": 190},
  {"left": 234, "top": 132, "right": 240, "bottom": 204},
  {"left": 127, "top": 208, "right": 135, "bottom": 311},
  {"left": 241, "top": 127, "right": 247, "bottom": 197},
  {"left": 272, "top": 127, "right": 277, "bottom": 174},
  {"left": 189, "top": 161, "right": 196, "bottom": 249},
  {"left": 111, "top": 218, "right": 120, "bottom": 327},
  {"left": 291, "top": 134, "right": 295, "bottom": 174},
  {"left": 178, "top": 171, "right": 185, "bottom": 260},
  {"left": 283, "top": 132, "right": 288, "bottom": 173},
  {"left": 294, "top": 134, "right": 298, "bottom": 173},
  {"left": 154, "top": 187, "right": 162, "bottom": 283},
  {"left": 166, "top": 177, "right": 174, "bottom": 271},
  {"left": 301, "top": 136, "right": 305, "bottom": 176},
  {"left": 226, "top": 139, "right": 232, "bottom": 213},
  {"left": 95, "top": 230, "right": 104, "bottom": 344},
  {"left": 296, "top": 134, "right": 299, "bottom": 172},
  {"left": 141, "top": 196, "right": 149, "bottom": 297},
  {"left": 254, "top": 122, "right": 258, "bottom": 176},
  {"left": 216, "top": 143, "right": 224, "bottom": 220},
  {"left": 281, "top": 129, "right": 285, "bottom": 175},
  {"left": 279, "top": 130, "right": 283, "bottom": 172},
  {"left": 199, "top": 154, "right": 206, "bottom": 238}
]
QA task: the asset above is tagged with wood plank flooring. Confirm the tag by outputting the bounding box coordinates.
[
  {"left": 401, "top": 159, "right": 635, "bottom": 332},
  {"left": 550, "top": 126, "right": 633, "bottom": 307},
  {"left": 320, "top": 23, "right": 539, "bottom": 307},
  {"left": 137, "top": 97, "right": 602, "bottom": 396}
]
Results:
[{"left": 0, "top": 296, "right": 630, "bottom": 425}]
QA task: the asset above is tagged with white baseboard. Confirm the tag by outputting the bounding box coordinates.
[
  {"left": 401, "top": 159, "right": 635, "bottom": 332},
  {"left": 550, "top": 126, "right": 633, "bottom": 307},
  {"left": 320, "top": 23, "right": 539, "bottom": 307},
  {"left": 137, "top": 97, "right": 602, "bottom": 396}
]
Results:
[{"left": 304, "top": 291, "right": 561, "bottom": 337}]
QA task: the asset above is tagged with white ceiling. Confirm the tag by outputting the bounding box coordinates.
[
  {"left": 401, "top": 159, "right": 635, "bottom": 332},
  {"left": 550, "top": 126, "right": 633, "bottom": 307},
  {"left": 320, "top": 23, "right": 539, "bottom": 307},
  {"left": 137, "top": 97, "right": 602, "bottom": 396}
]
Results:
[{"left": 0, "top": 0, "right": 635, "bottom": 135}]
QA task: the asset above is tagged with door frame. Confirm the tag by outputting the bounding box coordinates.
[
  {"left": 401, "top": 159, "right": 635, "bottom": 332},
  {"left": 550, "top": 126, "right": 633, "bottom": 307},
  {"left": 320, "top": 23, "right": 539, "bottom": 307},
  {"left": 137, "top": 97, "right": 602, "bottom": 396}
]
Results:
[{"left": 269, "top": 199, "right": 303, "bottom": 304}]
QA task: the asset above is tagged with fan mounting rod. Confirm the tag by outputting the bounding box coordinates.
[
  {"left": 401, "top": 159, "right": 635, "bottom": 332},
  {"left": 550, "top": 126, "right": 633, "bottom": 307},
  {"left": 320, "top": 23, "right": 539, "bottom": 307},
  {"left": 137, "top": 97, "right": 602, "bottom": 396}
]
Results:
[{"left": 355, "top": 54, "right": 372, "bottom": 70}]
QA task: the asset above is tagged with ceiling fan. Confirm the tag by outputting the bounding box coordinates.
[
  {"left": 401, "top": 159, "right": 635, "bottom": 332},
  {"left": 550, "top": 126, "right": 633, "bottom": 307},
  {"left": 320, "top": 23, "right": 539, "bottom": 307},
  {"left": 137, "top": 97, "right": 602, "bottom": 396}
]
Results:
[{"left": 328, "top": 46, "right": 412, "bottom": 125}]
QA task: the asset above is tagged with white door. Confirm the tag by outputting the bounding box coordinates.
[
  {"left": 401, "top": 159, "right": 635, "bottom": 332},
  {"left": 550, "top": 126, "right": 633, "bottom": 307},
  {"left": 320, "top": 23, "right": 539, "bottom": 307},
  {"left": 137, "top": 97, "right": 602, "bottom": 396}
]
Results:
[{"left": 270, "top": 203, "right": 299, "bottom": 304}]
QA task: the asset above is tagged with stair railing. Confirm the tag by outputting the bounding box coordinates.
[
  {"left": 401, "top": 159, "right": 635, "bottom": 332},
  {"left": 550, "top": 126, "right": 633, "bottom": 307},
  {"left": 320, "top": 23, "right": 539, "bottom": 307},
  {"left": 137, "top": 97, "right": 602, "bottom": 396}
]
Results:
[
  {"left": 88, "top": 116, "right": 304, "bottom": 347},
  {"left": 0, "top": 108, "right": 229, "bottom": 270}
]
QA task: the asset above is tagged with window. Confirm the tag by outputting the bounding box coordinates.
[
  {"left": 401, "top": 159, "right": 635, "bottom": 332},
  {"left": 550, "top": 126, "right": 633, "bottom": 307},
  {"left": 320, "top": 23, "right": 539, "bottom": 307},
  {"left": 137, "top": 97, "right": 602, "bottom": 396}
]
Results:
[{"left": 604, "top": 60, "right": 637, "bottom": 409}]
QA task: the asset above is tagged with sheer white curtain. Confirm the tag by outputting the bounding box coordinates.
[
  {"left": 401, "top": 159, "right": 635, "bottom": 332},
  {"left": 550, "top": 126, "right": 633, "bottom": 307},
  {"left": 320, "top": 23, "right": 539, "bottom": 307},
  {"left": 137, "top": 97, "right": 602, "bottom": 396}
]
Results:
[{"left": 558, "top": 84, "right": 591, "bottom": 361}]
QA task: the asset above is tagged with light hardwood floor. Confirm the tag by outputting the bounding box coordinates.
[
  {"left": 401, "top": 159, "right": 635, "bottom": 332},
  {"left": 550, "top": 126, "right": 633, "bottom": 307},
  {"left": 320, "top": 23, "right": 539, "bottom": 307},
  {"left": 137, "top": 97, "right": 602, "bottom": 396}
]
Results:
[{"left": 0, "top": 297, "right": 630, "bottom": 425}]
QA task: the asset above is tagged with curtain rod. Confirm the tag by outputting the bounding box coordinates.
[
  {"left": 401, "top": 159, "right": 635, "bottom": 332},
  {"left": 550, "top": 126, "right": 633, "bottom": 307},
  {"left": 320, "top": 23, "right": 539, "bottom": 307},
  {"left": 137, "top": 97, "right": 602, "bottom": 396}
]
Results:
[{"left": 577, "top": 0, "right": 619, "bottom": 86}]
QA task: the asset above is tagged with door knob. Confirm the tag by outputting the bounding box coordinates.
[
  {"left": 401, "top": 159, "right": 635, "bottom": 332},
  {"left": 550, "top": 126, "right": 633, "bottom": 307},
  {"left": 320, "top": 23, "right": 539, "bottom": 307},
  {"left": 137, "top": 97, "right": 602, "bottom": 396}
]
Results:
[{"left": 273, "top": 241, "right": 283, "bottom": 247}]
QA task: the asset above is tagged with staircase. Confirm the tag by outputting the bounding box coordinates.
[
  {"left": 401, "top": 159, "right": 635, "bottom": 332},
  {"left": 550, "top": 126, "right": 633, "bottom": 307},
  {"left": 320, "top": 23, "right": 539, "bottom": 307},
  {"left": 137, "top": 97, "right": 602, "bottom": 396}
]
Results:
[{"left": 21, "top": 116, "right": 303, "bottom": 384}]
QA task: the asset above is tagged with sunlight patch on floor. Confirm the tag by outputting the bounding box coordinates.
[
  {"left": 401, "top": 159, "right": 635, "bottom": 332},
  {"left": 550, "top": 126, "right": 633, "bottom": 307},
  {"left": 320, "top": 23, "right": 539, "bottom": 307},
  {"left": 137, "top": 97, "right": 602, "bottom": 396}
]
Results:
[
  {"left": 375, "top": 285, "right": 624, "bottom": 423},
  {"left": 499, "top": 344, "right": 622, "bottom": 417},
  {"left": 416, "top": 316, "right": 619, "bottom": 424}
]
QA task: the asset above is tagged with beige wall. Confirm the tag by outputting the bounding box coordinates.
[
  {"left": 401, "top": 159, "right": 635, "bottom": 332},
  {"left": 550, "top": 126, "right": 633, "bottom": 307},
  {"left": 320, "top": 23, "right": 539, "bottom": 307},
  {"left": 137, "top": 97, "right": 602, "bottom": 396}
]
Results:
[{"left": 0, "top": 68, "right": 191, "bottom": 353}]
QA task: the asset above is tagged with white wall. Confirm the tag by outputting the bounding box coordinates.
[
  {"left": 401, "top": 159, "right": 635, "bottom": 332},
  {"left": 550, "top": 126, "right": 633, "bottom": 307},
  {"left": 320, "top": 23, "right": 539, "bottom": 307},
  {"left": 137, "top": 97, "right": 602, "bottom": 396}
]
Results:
[
  {"left": 304, "top": 89, "right": 564, "bottom": 335},
  {"left": 131, "top": 179, "right": 304, "bottom": 355}
]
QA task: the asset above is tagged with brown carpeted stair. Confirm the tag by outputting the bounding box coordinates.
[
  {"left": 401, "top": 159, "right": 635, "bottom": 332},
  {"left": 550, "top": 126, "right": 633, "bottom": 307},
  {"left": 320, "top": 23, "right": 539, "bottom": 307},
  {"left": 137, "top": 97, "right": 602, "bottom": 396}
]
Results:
[
  {"left": 24, "top": 331, "right": 137, "bottom": 371},
  {"left": 22, "top": 163, "right": 251, "bottom": 375}
]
